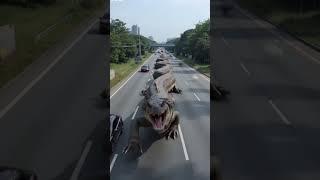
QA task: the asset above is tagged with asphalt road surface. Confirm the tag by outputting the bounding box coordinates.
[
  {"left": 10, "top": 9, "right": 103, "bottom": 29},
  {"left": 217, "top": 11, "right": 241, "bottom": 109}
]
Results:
[
  {"left": 0, "top": 22, "right": 108, "bottom": 180},
  {"left": 110, "top": 51, "right": 210, "bottom": 180},
  {"left": 213, "top": 1, "right": 320, "bottom": 180}
]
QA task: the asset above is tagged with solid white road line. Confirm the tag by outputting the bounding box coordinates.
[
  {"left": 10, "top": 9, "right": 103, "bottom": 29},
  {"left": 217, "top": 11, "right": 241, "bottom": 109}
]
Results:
[
  {"left": 236, "top": 5, "right": 320, "bottom": 65},
  {"left": 198, "top": 73, "right": 210, "bottom": 82},
  {"left": 131, "top": 106, "right": 139, "bottom": 120},
  {"left": 268, "top": 100, "right": 291, "bottom": 125},
  {"left": 70, "top": 140, "right": 93, "bottom": 180},
  {"left": 240, "top": 62, "right": 251, "bottom": 76},
  {"left": 178, "top": 124, "right": 189, "bottom": 161},
  {"left": 110, "top": 154, "right": 118, "bottom": 172},
  {"left": 110, "top": 55, "right": 154, "bottom": 99},
  {"left": 193, "top": 93, "right": 201, "bottom": 102},
  {"left": 0, "top": 19, "right": 98, "bottom": 120}
]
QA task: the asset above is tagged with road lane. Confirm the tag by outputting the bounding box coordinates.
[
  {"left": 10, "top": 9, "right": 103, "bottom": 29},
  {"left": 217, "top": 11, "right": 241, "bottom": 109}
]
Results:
[
  {"left": 214, "top": 0, "right": 320, "bottom": 179},
  {"left": 0, "top": 22, "right": 107, "bottom": 180},
  {"left": 110, "top": 51, "right": 210, "bottom": 180}
]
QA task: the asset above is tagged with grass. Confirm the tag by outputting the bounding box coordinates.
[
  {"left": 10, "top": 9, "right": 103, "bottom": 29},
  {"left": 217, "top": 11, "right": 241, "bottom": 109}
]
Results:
[
  {"left": 178, "top": 56, "right": 210, "bottom": 77},
  {"left": 0, "top": 0, "right": 103, "bottom": 88},
  {"left": 110, "top": 53, "right": 151, "bottom": 88},
  {"left": 237, "top": 0, "right": 320, "bottom": 48}
]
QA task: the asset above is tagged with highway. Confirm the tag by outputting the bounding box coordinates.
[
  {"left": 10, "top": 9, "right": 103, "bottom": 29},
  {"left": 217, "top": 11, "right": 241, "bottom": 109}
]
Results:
[
  {"left": 110, "top": 51, "right": 210, "bottom": 180},
  {"left": 0, "top": 21, "right": 108, "bottom": 180},
  {"left": 213, "top": 0, "right": 320, "bottom": 179}
]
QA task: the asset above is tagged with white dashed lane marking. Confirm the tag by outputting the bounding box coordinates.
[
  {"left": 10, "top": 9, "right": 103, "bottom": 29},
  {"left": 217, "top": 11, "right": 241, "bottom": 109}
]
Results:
[{"left": 132, "top": 106, "right": 139, "bottom": 120}]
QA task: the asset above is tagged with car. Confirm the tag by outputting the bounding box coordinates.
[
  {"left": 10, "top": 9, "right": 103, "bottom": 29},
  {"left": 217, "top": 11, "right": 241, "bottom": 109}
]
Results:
[
  {"left": 141, "top": 64, "right": 150, "bottom": 72},
  {"left": 109, "top": 114, "right": 124, "bottom": 153},
  {"left": 99, "top": 12, "right": 109, "bottom": 34},
  {"left": 0, "top": 166, "right": 37, "bottom": 180}
]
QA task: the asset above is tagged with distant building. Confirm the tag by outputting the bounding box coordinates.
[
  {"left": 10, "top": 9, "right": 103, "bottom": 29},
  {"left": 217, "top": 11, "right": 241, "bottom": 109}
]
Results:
[{"left": 131, "top": 25, "right": 139, "bottom": 35}]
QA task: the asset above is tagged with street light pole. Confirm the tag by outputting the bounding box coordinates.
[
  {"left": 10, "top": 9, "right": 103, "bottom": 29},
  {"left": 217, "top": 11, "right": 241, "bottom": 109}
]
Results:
[{"left": 138, "top": 27, "right": 142, "bottom": 62}]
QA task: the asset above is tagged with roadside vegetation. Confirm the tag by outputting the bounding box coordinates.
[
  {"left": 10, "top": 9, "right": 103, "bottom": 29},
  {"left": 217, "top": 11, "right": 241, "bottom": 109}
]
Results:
[
  {"left": 238, "top": 0, "right": 320, "bottom": 48},
  {"left": 172, "top": 19, "right": 210, "bottom": 77},
  {"left": 110, "top": 53, "right": 150, "bottom": 88},
  {"left": 110, "top": 19, "right": 155, "bottom": 88},
  {"left": 0, "top": 0, "right": 104, "bottom": 88}
]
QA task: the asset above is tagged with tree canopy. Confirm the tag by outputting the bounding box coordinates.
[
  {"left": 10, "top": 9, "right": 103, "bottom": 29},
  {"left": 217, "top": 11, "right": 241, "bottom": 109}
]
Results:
[
  {"left": 174, "top": 19, "right": 209, "bottom": 64},
  {"left": 111, "top": 19, "right": 156, "bottom": 64}
]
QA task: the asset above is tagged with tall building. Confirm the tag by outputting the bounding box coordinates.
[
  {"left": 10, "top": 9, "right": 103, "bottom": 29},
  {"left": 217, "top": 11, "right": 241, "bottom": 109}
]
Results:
[{"left": 131, "top": 25, "right": 139, "bottom": 35}]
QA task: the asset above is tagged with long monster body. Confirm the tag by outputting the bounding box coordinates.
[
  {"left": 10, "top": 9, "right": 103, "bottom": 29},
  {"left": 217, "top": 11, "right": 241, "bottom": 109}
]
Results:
[
  {"left": 123, "top": 53, "right": 181, "bottom": 154},
  {"left": 152, "top": 65, "right": 172, "bottom": 80},
  {"left": 154, "top": 60, "right": 169, "bottom": 69}
]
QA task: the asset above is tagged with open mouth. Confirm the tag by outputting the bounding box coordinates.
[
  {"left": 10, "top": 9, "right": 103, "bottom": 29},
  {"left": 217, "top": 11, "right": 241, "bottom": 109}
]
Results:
[{"left": 150, "top": 113, "right": 166, "bottom": 130}]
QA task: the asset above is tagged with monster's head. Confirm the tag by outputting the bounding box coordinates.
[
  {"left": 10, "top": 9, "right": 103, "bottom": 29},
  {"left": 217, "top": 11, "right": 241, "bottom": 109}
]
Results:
[{"left": 145, "top": 96, "right": 174, "bottom": 132}]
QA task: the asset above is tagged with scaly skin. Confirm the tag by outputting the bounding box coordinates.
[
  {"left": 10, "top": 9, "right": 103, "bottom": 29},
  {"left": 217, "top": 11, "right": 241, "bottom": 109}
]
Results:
[
  {"left": 124, "top": 56, "right": 181, "bottom": 154},
  {"left": 154, "top": 60, "right": 169, "bottom": 69},
  {"left": 153, "top": 65, "right": 172, "bottom": 80}
]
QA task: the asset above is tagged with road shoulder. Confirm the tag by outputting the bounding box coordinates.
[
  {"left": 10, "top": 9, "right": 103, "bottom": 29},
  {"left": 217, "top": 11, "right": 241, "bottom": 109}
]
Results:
[
  {"left": 110, "top": 54, "right": 154, "bottom": 97},
  {"left": 0, "top": 12, "right": 103, "bottom": 114}
]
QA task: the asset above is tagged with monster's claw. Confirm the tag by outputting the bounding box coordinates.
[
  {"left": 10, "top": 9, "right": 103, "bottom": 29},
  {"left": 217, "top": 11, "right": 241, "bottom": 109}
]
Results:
[
  {"left": 170, "top": 129, "right": 178, "bottom": 139},
  {"left": 122, "top": 139, "right": 143, "bottom": 154},
  {"left": 165, "top": 126, "right": 178, "bottom": 140}
]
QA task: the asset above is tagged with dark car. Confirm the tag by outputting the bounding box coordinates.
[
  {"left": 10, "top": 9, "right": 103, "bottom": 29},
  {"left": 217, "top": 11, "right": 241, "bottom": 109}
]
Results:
[
  {"left": 141, "top": 64, "right": 150, "bottom": 72},
  {"left": 0, "top": 167, "right": 37, "bottom": 180},
  {"left": 99, "top": 12, "right": 109, "bottom": 34},
  {"left": 109, "top": 114, "right": 124, "bottom": 153}
]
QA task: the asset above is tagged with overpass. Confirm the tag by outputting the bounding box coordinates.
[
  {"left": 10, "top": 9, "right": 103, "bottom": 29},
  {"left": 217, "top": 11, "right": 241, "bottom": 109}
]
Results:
[
  {"left": 150, "top": 43, "right": 175, "bottom": 52},
  {"left": 150, "top": 43, "right": 175, "bottom": 48}
]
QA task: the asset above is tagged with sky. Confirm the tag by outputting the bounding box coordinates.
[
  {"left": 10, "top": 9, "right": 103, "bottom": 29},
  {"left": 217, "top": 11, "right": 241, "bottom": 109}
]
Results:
[{"left": 110, "top": 0, "right": 210, "bottom": 43}]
